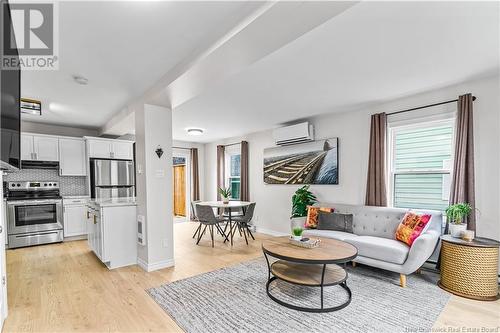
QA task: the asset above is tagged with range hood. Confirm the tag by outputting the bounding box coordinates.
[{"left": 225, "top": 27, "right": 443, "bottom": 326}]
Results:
[{"left": 21, "top": 160, "right": 60, "bottom": 169}]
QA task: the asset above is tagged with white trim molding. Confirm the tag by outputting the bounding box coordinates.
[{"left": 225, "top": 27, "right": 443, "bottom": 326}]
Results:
[{"left": 137, "top": 258, "right": 175, "bottom": 272}]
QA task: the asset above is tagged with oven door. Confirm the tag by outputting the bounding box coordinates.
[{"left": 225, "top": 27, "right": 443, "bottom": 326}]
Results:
[{"left": 7, "top": 200, "right": 63, "bottom": 235}]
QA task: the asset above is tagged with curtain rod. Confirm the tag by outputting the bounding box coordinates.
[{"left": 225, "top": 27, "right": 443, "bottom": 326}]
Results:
[
  {"left": 220, "top": 142, "right": 241, "bottom": 147},
  {"left": 387, "top": 96, "right": 476, "bottom": 116}
]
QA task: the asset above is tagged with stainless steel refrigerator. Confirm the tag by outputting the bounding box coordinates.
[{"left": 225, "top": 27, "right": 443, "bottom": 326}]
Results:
[{"left": 89, "top": 159, "right": 135, "bottom": 199}]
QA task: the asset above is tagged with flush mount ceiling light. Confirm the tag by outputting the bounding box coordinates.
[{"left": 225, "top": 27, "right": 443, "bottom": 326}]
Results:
[
  {"left": 186, "top": 128, "right": 204, "bottom": 136},
  {"left": 72, "top": 75, "right": 88, "bottom": 85}
]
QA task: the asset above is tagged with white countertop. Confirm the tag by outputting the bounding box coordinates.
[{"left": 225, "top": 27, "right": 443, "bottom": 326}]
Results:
[{"left": 91, "top": 197, "right": 137, "bottom": 207}]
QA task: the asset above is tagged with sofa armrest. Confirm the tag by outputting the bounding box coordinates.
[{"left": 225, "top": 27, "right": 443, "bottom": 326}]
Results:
[
  {"left": 290, "top": 217, "right": 306, "bottom": 231},
  {"left": 400, "top": 230, "right": 440, "bottom": 275}
]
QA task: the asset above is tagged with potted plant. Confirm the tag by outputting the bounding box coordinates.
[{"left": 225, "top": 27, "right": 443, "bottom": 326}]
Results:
[
  {"left": 445, "top": 203, "right": 472, "bottom": 238},
  {"left": 218, "top": 187, "right": 231, "bottom": 204},
  {"left": 292, "top": 227, "right": 304, "bottom": 241},
  {"left": 290, "top": 185, "right": 317, "bottom": 230}
]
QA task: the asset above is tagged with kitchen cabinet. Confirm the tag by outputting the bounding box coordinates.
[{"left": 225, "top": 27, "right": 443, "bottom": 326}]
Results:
[
  {"left": 63, "top": 198, "right": 88, "bottom": 238},
  {"left": 86, "top": 138, "right": 133, "bottom": 160},
  {"left": 21, "top": 134, "right": 59, "bottom": 161},
  {"left": 86, "top": 201, "right": 137, "bottom": 269},
  {"left": 59, "top": 138, "right": 86, "bottom": 176}
]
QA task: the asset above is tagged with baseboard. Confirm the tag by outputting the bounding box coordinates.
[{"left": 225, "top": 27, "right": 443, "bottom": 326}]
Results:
[
  {"left": 255, "top": 227, "right": 288, "bottom": 237},
  {"left": 137, "top": 257, "right": 175, "bottom": 272}
]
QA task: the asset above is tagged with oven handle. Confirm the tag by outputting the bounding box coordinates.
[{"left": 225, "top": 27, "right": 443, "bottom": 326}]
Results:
[{"left": 7, "top": 199, "right": 62, "bottom": 206}]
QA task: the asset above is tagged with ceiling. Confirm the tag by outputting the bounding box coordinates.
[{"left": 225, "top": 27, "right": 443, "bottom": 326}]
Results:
[
  {"left": 20, "top": 1, "right": 264, "bottom": 128},
  {"left": 19, "top": 1, "right": 499, "bottom": 142}
]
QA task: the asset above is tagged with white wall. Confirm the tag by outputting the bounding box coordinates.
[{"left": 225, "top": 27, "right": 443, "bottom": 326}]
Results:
[
  {"left": 204, "top": 75, "right": 500, "bottom": 242},
  {"left": 21, "top": 121, "right": 99, "bottom": 137}
]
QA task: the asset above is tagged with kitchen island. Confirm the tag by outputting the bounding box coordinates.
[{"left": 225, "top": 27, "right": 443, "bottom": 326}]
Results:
[{"left": 87, "top": 197, "right": 137, "bottom": 269}]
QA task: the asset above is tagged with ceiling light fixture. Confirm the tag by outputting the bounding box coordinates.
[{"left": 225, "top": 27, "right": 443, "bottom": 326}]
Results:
[
  {"left": 73, "top": 75, "right": 88, "bottom": 85},
  {"left": 186, "top": 128, "right": 204, "bottom": 136}
]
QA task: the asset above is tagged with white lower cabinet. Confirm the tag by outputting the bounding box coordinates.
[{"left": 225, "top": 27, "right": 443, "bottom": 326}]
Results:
[
  {"left": 63, "top": 198, "right": 88, "bottom": 238},
  {"left": 87, "top": 203, "right": 137, "bottom": 269}
]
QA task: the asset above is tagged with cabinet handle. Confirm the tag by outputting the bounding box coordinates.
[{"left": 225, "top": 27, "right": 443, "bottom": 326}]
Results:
[
  {"left": 93, "top": 215, "right": 97, "bottom": 224},
  {"left": 87, "top": 211, "right": 90, "bottom": 219}
]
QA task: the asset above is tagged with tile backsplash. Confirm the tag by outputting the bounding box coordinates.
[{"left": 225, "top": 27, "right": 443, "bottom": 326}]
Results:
[{"left": 3, "top": 169, "right": 88, "bottom": 196}]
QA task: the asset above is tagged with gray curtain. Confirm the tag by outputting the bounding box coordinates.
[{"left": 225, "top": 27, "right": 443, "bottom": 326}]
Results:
[
  {"left": 240, "top": 141, "right": 249, "bottom": 201},
  {"left": 216, "top": 145, "right": 225, "bottom": 201},
  {"left": 449, "top": 93, "right": 476, "bottom": 231},
  {"left": 190, "top": 148, "right": 200, "bottom": 220},
  {"left": 365, "top": 112, "right": 387, "bottom": 206}
]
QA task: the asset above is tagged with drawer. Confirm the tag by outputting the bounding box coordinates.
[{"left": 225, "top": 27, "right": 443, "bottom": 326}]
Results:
[{"left": 64, "top": 198, "right": 88, "bottom": 205}]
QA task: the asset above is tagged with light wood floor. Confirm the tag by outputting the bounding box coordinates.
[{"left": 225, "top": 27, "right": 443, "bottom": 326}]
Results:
[{"left": 3, "top": 222, "right": 499, "bottom": 332}]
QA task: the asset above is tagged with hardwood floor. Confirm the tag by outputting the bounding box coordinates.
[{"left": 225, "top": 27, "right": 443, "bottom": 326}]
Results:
[{"left": 3, "top": 222, "right": 499, "bottom": 332}]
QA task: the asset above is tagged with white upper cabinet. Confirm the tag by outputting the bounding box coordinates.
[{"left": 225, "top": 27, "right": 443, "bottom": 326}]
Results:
[
  {"left": 33, "top": 136, "right": 59, "bottom": 161},
  {"left": 86, "top": 138, "right": 133, "bottom": 160},
  {"left": 21, "top": 134, "right": 59, "bottom": 161},
  {"left": 111, "top": 141, "right": 133, "bottom": 160},
  {"left": 59, "top": 138, "right": 86, "bottom": 176}
]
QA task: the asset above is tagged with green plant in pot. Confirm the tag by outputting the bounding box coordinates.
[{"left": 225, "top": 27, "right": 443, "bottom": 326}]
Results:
[
  {"left": 218, "top": 187, "right": 231, "bottom": 204},
  {"left": 445, "top": 203, "right": 472, "bottom": 238},
  {"left": 292, "top": 227, "right": 304, "bottom": 241},
  {"left": 290, "top": 185, "right": 317, "bottom": 233}
]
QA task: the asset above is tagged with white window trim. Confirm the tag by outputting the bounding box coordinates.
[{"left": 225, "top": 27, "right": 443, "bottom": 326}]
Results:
[
  {"left": 224, "top": 144, "right": 241, "bottom": 199},
  {"left": 387, "top": 117, "right": 456, "bottom": 210}
]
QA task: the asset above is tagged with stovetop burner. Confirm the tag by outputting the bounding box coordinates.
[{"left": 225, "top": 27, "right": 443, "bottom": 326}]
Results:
[{"left": 5, "top": 181, "right": 61, "bottom": 201}]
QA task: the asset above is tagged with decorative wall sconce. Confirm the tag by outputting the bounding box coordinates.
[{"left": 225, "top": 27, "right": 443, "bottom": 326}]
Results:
[{"left": 155, "top": 146, "right": 164, "bottom": 159}]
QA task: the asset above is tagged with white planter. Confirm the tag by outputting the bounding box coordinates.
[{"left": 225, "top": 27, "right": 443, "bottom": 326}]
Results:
[
  {"left": 292, "top": 235, "right": 302, "bottom": 241},
  {"left": 222, "top": 197, "right": 229, "bottom": 204},
  {"left": 449, "top": 223, "right": 467, "bottom": 238}
]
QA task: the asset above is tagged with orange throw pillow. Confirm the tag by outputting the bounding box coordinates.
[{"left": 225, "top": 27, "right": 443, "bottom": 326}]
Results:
[
  {"left": 305, "top": 206, "right": 334, "bottom": 229},
  {"left": 395, "top": 212, "right": 431, "bottom": 246}
]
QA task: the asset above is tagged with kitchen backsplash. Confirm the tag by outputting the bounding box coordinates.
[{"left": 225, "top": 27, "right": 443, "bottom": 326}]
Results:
[{"left": 3, "top": 169, "right": 88, "bottom": 196}]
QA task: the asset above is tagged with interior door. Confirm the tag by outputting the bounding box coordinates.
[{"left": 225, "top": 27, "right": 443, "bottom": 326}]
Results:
[{"left": 173, "top": 165, "right": 186, "bottom": 217}]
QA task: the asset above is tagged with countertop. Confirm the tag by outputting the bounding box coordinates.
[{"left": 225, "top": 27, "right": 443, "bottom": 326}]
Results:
[{"left": 90, "top": 197, "right": 137, "bottom": 208}]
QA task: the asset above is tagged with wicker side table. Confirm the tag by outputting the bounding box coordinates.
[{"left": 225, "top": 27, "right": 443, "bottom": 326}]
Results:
[{"left": 439, "top": 235, "right": 500, "bottom": 301}]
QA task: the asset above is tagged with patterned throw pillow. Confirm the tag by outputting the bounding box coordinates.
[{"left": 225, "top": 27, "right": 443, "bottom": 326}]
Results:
[
  {"left": 304, "top": 206, "right": 334, "bottom": 229},
  {"left": 395, "top": 212, "right": 432, "bottom": 246}
]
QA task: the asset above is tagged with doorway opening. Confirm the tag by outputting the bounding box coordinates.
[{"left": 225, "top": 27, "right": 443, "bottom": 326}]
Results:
[{"left": 173, "top": 152, "right": 190, "bottom": 223}]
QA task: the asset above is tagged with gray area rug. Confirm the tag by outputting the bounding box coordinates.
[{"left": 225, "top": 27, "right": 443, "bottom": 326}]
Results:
[{"left": 147, "top": 258, "right": 450, "bottom": 333}]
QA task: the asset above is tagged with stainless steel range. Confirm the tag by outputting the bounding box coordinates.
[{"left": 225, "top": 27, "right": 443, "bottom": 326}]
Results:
[{"left": 5, "top": 181, "right": 63, "bottom": 248}]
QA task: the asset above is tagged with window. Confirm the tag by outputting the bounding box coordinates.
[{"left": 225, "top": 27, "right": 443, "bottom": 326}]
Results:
[
  {"left": 226, "top": 152, "right": 241, "bottom": 200},
  {"left": 389, "top": 120, "right": 454, "bottom": 212}
]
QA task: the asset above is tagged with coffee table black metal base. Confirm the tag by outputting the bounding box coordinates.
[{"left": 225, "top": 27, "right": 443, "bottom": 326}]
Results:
[{"left": 264, "top": 255, "right": 352, "bottom": 313}]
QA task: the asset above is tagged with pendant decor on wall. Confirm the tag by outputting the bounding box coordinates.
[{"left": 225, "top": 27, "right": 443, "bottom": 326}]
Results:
[
  {"left": 155, "top": 146, "right": 164, "bottom": 159},
  {"left": 263, "top": 138, "right": 338, "bottom": 185}
]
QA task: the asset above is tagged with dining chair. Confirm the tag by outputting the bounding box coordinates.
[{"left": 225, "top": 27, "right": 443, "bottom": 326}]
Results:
[
  {"left": 191, "top": 200, "right": 202, "bottom": 239},
  {"left": 195, "top": 204, "right": 228, "bottom": 247},
  {"left": 232, "top": 202, "right": 256, "bottom": 245}
]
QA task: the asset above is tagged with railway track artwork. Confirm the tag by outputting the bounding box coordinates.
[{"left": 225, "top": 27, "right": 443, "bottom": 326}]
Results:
[{"left": 263, "top": 138, "right": 338, "bottom": 185}]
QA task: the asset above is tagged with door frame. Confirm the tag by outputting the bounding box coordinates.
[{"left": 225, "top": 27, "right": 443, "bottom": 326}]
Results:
[{"left": 172, "top": 149, "right": 191, "bottom": 220}]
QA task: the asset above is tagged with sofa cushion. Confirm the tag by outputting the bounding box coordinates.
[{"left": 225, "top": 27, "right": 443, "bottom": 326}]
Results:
[
  {"left": 302, "top": 229, "right": 359, "bottom": 242},
  {"left": 395, "top": 212, "right": 432, "bottom": 246},
  {"left": 348, "top": 236, "right": 409, "bottom": 265},
  {"left": 305, "top": 206, "right": 334, "bottom": 229}
]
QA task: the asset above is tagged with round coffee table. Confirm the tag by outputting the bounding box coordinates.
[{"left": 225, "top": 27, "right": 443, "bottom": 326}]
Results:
[{"left": 262, "top": 236, "right": 357, "bottom": 313}]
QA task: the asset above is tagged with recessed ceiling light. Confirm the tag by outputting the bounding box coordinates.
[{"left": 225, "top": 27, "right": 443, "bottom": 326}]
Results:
[
  {"left": 186, "top": 128, "right": 204, "bottom": 136},
  {"left": 73, "top": 75, "right": 88, "bottom": 85}
]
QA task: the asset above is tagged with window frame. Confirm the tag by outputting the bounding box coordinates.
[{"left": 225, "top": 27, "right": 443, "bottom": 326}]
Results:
[
  {"left": 387, "top": 118, "right": 456, "bottom": 211},
  {"left": 224, "top": 145, "right": 241, "bottom": 200}
]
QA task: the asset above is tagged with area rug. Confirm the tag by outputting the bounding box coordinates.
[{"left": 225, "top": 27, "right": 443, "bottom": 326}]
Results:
[{"left": 147, "top": 258, "right": 450, "bottom": 333}]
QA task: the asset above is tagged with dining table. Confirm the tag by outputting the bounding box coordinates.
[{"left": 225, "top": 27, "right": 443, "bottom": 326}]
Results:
[{"left": 197, "top": 201, "right": 252, "bottom": 246}]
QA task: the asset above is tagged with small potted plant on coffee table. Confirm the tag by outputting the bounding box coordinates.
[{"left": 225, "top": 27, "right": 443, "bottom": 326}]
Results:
[
  {"left": 218, "top": 187, "right": 231, "bottom": 204},
  {"left": 445, "top": 203, "right": 472, "bottom": 238},
  {"left": 292, "top": 227, "right": 304, "bottom": 241}
]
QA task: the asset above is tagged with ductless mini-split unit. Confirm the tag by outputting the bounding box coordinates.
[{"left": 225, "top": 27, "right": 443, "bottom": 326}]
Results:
[{"left": 272, "top": 122, "right": 314, "bottom": 146}]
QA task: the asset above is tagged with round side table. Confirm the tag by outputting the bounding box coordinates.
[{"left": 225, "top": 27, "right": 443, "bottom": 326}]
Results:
[{"left": 439, "top": 235, "right": 500, "bottom": 301}]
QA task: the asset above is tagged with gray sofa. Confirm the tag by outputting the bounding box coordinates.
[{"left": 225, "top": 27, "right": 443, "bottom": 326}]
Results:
[{"left": 291, "top": 203, "right": 442, "bottom": 287}]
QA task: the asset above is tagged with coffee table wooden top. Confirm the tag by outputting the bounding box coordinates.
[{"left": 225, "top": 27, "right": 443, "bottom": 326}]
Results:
[{"left": 262, "top": 236, "right": 357, "bottom": 264}]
